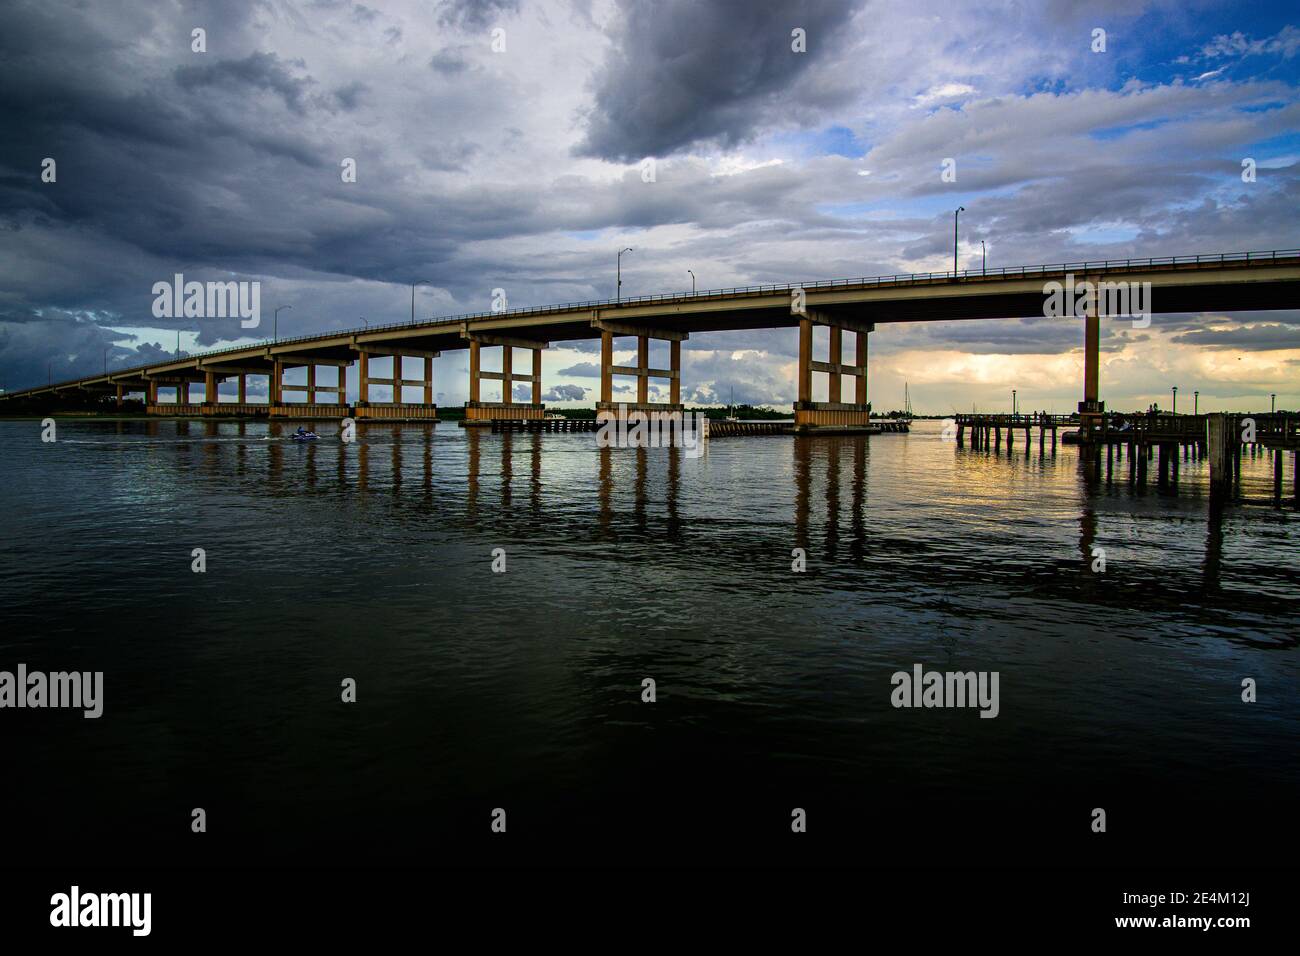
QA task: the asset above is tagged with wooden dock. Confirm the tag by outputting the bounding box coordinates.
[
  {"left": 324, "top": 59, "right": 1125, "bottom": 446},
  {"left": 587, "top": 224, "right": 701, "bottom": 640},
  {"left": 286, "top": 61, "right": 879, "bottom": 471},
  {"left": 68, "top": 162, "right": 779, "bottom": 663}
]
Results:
[{"left": 958, "top": 411, "right": 1298, "bottom": 505}]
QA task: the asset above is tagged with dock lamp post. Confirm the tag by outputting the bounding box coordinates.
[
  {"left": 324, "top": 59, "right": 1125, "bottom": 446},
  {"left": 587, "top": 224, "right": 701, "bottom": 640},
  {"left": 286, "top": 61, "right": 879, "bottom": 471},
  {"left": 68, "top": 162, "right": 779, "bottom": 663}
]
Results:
[
  {"left": 688, "top": 269, "right": 696, "bottom": 294},
  {"left": 953, "top": 207, "right": 964, "bottom": 277},
  {"left": 1194, "top": 391, "right": 1199, "bottom": 415},
  {"left": 1172, "top": 386, "right": 1177, "bottom": 414},
  {"left": 411, "top": 280, "right": 433, "bottom": 324},
  {"left": 617, "top": 247, "right": 633, "bottom": 302},
  {"left": 274, "top": 305, "right": 292, "bottom": 343}
]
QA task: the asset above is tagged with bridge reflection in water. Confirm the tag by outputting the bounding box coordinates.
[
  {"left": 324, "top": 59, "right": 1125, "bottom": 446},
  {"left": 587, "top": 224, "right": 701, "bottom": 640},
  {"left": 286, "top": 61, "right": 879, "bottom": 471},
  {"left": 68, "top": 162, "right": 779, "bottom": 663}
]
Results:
[{"left": 160, "top": 418, "right": 1297, "bottom": 612}]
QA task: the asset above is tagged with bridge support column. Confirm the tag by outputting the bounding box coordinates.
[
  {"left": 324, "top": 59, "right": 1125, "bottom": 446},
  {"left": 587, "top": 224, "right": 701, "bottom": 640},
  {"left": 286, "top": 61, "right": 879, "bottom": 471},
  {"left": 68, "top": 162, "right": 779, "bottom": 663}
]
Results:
[
  {"left": 794, "top": 312, "right": 873, "bottom": 433},
  {"left": 205, "top": 371, "right": 218, "bottom": 410},
  {"left": 462, "top": 331, "right": 546, "bottom": 425},
  {"left": 352, "top": 347, "right": 438, "bottom": 420},
  {"left": 591, "top": 318, "right": 685, "bottom": 421},
  {"left": 238, "top": 374, "right": 246, "bottom": 404},
  {"left": 1079, "top": 288, "right": 1104, "bottom": 440},
  {"left": 115, "top": 385, "right": 124, "bottom": 408},
  {"left": 306, "top": 365, "right": 316, "bottom": 404}
]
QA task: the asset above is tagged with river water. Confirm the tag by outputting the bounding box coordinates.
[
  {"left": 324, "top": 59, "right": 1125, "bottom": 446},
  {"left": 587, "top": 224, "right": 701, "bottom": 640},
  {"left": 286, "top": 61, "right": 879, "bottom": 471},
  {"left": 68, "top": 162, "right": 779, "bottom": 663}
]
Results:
[{"left": 1, "top": 418, "right": 1296, "bottom": 866}]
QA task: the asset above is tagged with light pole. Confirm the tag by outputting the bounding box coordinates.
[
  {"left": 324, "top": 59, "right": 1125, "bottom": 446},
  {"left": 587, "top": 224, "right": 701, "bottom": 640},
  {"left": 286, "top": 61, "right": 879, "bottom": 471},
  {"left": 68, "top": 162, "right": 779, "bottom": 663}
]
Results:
[
  {"left": 1012, "top": 389, "right": 1017, "bottom": 416},
  {"left": 981, "top": 240, "right": 986, "bottom": 275},
  {"left": 1271, "top": 393, "right": 1276, "bottom": 413},
  {"left": 1194, "top": 391, "right": 1199, "bottom": 415},
  {"left": 688, "top": 269, "right": 696, "bottom": 294},
  {"left": 953, "top": 206, "right": 964, "bottom": 277},
  {"left": 617, "top": 247, "right": 633, "bottom": 302},
  {"left": 103, "top": 347, "right": 110, "bottom": 375},
  {"left": 411, "top": 280, "right": 432, "bottom": 324},
  {"left": 1172, "top": 386, "right": 1177, "bottom": 414},
  {"left": 274, "top": 305, "right": 292, "bottom": 342},
  {"left": 176, "top": 330, "right": 181, "bottom": 357},
  {"left": 361, "top": 316, "right": 368, "bottom": 330}
]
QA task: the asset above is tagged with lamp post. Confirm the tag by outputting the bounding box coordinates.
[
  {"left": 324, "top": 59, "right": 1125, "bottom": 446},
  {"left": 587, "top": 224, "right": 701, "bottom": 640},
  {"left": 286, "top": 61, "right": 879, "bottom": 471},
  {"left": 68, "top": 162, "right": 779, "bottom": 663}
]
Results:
[
  {"left": 981, "top": 240, "right": 986, "bottom": 275},
  {"left": 361, "top": 316, "right": 368, "bottom": 330},
  {"left": 1172, "top": 386, "right": 1177, "bottom": 415},
  {"left": 1012, "top": 389, "right": 1017, "bottom": 416},
  {"left": 1194, "top": 391, "right": 1199, "bottom": 415},
  {"left": 411, "top": 280, "right": 432, "bottom": 325},
  {"left": 274, "top": 305, "right": 292, "bottom": 343},
  {"left": 953, "top": 206, "right": 964, "bottom": 277},
  {"left": 103, "top": 347, "right": 109, "bottom": 375},
  {"left": 617, "top": 247, "right": 633, "bottom": 302},
  {"left": 688, "top": 269, "right": 696, "bottom": 294},
  {"left": 1271, "top": 393, "right": 1276, "bottom": 413}
]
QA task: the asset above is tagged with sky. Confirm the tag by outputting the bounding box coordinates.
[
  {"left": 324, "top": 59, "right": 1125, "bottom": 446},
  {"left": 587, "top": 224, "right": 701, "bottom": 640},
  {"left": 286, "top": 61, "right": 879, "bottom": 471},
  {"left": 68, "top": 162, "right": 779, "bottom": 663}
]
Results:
[{"left": 0, "top": 0, "right": 1297, "bottom": 413}]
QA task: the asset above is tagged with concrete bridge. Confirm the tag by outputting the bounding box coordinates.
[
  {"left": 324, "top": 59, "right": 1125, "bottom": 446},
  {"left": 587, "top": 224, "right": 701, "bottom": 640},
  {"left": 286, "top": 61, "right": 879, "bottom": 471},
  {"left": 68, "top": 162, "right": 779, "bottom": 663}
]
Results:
[{"left": 5, "top": 248, "right": 1299, "bottom": 432}]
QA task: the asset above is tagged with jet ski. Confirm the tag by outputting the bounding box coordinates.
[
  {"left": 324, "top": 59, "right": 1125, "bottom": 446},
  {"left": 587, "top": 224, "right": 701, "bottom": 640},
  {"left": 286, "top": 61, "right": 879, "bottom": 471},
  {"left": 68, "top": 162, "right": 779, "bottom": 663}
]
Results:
[{"left": 291, "top": 428, "right": 319, "bottom": 442}]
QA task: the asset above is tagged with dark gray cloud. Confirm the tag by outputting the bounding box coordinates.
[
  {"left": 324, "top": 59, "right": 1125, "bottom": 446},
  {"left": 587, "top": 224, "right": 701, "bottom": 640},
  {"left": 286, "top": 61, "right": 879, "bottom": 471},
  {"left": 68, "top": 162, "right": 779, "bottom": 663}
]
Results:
[
  {"left": 557, "top": 361, "right": 601, "bottom": 376},
  {"left": 577, "top": 0, "right": 864, "bottom": 160},
  {"left": 1171, "top": 322, "right": 1300, "bottom": 350}
]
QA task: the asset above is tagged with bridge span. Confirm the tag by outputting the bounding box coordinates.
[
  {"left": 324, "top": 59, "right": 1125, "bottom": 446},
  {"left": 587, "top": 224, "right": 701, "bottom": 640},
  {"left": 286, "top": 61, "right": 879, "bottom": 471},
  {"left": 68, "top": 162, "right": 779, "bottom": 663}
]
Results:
[{"left": 4, "top": 248, "right": 1299, "bottom": 432}]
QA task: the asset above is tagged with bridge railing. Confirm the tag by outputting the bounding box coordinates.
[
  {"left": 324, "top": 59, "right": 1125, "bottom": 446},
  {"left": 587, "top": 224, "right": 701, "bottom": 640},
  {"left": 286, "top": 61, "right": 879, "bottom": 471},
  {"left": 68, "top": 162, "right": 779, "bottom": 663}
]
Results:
[
  {"left": 955, "top": 413, "right": 1076, "bottom": 426},
  {"left": 7, "top": 247, "right": 1300, "bottom": 397}
]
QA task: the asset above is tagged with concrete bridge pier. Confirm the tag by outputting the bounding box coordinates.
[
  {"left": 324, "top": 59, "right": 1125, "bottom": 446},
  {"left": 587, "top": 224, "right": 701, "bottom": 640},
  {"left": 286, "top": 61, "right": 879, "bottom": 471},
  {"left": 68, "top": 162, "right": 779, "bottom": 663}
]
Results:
[
  {"left": 1078, "top": 289, "right": 1105, "bottom": 441},
  {"left": 462, "top": 331, "right": 546, "bottom": 425},
  {"left": 593, "top": 318, "right": 685, "bottom": 421},
  {"left": 354, "top": 345, "right": 436, "bottom": 421},
  {"left": 272, "top": 356, "right": 353, "bottom": 419},
  {"left": 794, "top": 312, "right": 872, "bottom": 433}
]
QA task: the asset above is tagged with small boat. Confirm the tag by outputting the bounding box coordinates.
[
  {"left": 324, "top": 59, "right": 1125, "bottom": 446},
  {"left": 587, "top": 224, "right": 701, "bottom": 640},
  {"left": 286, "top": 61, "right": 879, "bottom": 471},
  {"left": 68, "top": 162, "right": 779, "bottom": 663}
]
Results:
[{"left": 291, "top": 430, "right": 319, "bottom": 442}]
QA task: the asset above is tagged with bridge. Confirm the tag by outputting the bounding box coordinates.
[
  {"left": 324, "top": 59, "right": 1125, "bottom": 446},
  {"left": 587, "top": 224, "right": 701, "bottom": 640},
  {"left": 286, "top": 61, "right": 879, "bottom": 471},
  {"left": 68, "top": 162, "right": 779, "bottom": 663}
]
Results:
[{"left": 4, "top": 248, "right": 1299, "bottom": 434}]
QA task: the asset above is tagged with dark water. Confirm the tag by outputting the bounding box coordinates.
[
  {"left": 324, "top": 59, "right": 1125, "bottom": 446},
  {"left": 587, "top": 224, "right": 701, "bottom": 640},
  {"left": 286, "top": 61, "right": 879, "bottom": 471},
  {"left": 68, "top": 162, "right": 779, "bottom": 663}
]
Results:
[{"left": 1, "top": 418, "right": 1297, "bottom": 866}]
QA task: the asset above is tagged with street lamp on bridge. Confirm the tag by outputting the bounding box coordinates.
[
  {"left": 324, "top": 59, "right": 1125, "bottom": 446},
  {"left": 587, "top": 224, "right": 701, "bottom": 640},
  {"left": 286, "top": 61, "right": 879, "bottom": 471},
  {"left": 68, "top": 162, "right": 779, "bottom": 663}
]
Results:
[
  {"left": 1271, "top": 393, "right": 1276, "bottom": 413},
  {"left": 1172, "top": 386, "right": 1177, "bottom": 414},
  {"left": 411, "top": 280, "right": 433, "bottom": 324},
  {"left": 617, "top": 247, "right": 633, "bottom": 302},
  {"left": 1194, "top": 390, "right": 1199, "bottom": 415},
  {"left": 688, "top": 269, "right": 696, "bottom": 294},
  {"left": 274, "top": 305, "right": 292, "bottom": 342},
  {"left": 981, "top": 240, "right": 987, "bottom": 275},
  {"left": 953, "top": 207, "right": 965, "bottom": 277}
]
